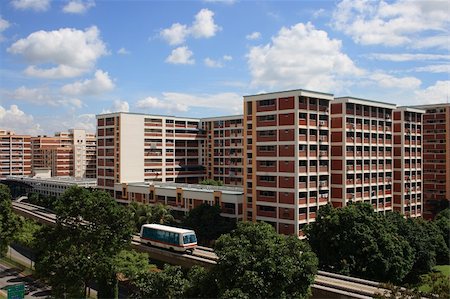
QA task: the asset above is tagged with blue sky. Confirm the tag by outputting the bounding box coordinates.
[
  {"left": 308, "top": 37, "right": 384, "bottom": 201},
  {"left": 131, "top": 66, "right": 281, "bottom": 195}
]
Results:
[{"left": 0, "top": 0, "right": 449, "bottom": 135}]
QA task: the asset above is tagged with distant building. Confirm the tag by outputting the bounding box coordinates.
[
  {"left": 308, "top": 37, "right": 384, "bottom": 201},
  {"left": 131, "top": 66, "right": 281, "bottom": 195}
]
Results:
[
  {"left": 31, "top": 129, "right": 96, "bottom": 178},
  {"left": 0, "top": 129, "right": 31, "bottom": 178},
  {"left": 413, "top": 103, "right": 450, "bottom": 218},
  {"left": 4, "top": 175, "right": 97, "bottom": 198}
]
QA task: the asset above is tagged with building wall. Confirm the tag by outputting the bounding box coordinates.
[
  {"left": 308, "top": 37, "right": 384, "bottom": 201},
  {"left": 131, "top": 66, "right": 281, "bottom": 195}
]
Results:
[
  {"left": 120, "top": 114, "right": 145, "bottom": 183},
  {"left": 0, "top": 130, "right": 31, "bottom": 178},
  {"left": 243, "top": 89, "right": 332, "bottom": 237},
  {"left": 392, "top": 108, "right": 424, "bottom": 217},
  {"left": 330, "top": 98, "right": 395, "bottom": 213}
]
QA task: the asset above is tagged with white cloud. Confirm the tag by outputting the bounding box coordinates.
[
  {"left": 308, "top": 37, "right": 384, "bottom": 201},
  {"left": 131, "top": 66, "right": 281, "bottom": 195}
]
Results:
[
  {"left": 61, "top": 70, "right": 115, "bottom": 95},
  {"left": 246, "top": 32, "right": 261, "bottom": 40},
  {"left": 312, "top": 8, "right": 326, "bottom": 19},
  {"left": 204, "top": 57, "right": 222, "bottom": 68},
  {"left": 11, "top": 0, "right": 50, "bottom": 11},
  {"left": 368, "top": 53, "right": 450, "bottom": 62},
  {"left": 0, "top": 105, "right": 42, "bottom": 135},
  {"left": 102, "top": 100, "right": 129, "bottom": 113},
  {"left": 62, "top": 0, "right": 95, "bottom": 14},
  {"left": 136, "top": 92, "right": 242, "bottom": 114},
  {"left": 160, "top": 23, "right": 189, "bottom": 46},
  {"left": 8, "top": 26, "right": 107, "bottom": 78},
  {"left": 413, "top": 64, "right": 450, "bottom": 73},
  {"left": 0, "top": 16, "right": 10, "bottom": 42},
  {"left": 136, "top": 96, "right": 188, "bottom": 113},
  {"left": 160, "top": 9, "right": 220, "bottom": 45},
  {"left": 414, "top": 81, "right": 450, "bottom": 104},
  {"left": 165, "top": 46, "right": 194, "bottom": 65},
  {"left": 332, "top": 0, "right": 450, "bottom": 48},
  {"left": 7, "top": 86, "right": 83, "bottom": 108},
  {"left": 203, "top": 0, "right": 236, "bottom": 4},
  {"left": 223, "top": 55, "right": 232, "bottom": 61},
  {"left": 117, "top": 47, "right": 130, "bottom": 55},
  {"left": 369, "top": 72, "right": 421, "bottom": 89},
  {"left": 247, "top": 22, "right": 363, "bottom": 92}
]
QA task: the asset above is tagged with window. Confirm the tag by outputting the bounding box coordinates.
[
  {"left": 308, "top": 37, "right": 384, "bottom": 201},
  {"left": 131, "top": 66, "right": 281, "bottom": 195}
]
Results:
[{"left": 259, "top": 99, "right": 275, "bottom": 107}]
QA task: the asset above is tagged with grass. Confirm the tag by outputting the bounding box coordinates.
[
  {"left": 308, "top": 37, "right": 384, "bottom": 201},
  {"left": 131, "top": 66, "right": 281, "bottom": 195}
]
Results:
[
  {"left": 0, "top": 255, "right": 34, "bottom": 276},
  {"left": 417, "top": 265, "right": 450, "bottom": 293}
]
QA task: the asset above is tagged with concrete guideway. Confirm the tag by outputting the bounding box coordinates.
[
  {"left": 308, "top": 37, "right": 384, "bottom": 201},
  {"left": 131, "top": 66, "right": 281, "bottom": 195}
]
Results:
[{"left": 12, "top": 201, "right": 398, "bottom": 299}]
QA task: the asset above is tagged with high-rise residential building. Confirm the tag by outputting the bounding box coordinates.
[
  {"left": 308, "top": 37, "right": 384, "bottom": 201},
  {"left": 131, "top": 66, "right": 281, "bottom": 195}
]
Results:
[
  {"left": 243, "top": 89, "right": 332, "bottom": 236},
  {"left": 392, "top": 107, "right": 424, "bottom": 217},
  {"left": 330, "top": 97, "right": 395, "bottom": 213},
  {"left": 96, "top": 113, "right": 206, "bottom": 196},
  {"left": 0, "top": 130, "right": 31, "bottom": 178},
  {"left": 31, "top": 129, "right": 96, "bottom": 178},
  {"left": 413, "top": 103, "right": 450, "bottom": 218},
  {"left": 201, "top": 115, "right": 244, "bottom": 186}
]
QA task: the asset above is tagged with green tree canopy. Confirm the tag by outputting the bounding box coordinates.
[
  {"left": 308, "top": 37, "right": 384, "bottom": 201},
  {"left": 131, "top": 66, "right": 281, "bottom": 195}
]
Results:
[
  {"left": 182, "top": 203, "right": 236, "bottom": 246},
  {"left": 128, "top": 202, "right": 174, "bottom": 232},
  {"left": 35, "top": 186, "right": 134, "bottom": 298},
  {"left": 306, "top": 203, "right": 414, "bottom": 283},
  {"left": 199, "top": 179, "right": 224, "bottom": 186},
  {"left": 213, "top": 221, "right": 318, "bottom": 299},
  {"left": 434, "top": 208, "right": 450, "bottom": 251},
  {"left": 0, "top": 184, "right": 21, "bottom": 256}
]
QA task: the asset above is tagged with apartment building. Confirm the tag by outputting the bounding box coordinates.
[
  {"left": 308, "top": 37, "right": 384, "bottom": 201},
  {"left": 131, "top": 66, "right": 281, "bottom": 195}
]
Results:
[
  {"left": 243, "top": 89, "right": 332, "bottom": 236},
  {"left": 115, "top": 182, "right": 243, "bottom": 219},
  {"left": 414, "top": 103, "right": 450, "bottom": 218},
  {"left": 96, "top": 113, "right": 206, "bottom": 195},
  {"left": 31, "top": 129, "right": 96, "bottom": 178},
  {"left": 330, "top": 97, "right": 395, "bottom": 213},
  {"left": 393, "top": 107, "right": 424, "bottom": 217},
  {"left": 201, "top": 115, "right": 244, "bottom": 186},
  {"left": 0, "top": 130, "right": 31, "bottom": 178}
]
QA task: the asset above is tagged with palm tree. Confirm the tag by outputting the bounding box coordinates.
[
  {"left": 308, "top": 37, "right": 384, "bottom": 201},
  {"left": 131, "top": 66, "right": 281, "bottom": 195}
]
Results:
[
  {"left": 151, "top": 203, "right": 174, "bottom": 224},
  {"left": 128, "top": 202, "right": 174, "bottom": 232}
]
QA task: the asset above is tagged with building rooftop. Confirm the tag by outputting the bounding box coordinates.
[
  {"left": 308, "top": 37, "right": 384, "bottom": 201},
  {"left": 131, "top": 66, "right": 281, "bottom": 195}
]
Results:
[
  {"left": 127, "top": 181, "right": 244, "bottom": 195},
  {"left": 96, "top": 111, "right": 202, "bottom": 121},
  {"left": 411, "top": 103, "right": 450, "bottom": 109},
  {"left": 244, "top": 88, "right": 333, "bottom": 98},
  {"left": 335, "top": 96, "right": 397, "bottom": 108},
  {"left": 4, "top": 175, "right": 97, "bottom": 185}
]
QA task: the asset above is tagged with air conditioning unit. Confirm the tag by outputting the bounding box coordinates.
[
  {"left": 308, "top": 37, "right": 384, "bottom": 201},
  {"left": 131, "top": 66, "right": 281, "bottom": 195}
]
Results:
[{"left": 319, "top": 121, "right": 326, "bottom": 126}]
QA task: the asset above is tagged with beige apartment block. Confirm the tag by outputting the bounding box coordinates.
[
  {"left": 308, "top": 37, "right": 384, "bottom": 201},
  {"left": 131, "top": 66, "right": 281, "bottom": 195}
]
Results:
[{"left": 0, "top": 129, "right": 31, "bottom": 178}]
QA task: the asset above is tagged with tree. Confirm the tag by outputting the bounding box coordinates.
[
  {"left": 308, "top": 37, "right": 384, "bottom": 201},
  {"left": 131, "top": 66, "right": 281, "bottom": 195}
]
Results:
[
  {"left": 434, "top": 208, "right": 450, "bottom": 251},
  {"left": 0, "top": 184, "right": 21, "bottom": 256},
  {"left": 213, "top": 222, "right": 318, "bottom": 298},
  {"left": 182, "top": 203, "right": 236, "bottom": 246},
  {"left": 35, "top": 186, "right": 134, "bottom": 298},
  {"left": 114, "top": 249, "right": 155, "bottom": 281},
  {"left": 199, "top": 179, "right": 224, "bottom": 186},
  {"left": 131, "top": 265, "right": 188, "bottom": 299},
  {"left": 13, "top": 217, "right": 42, "bottom": 249},
  {"left": 129, "top": 202, "right": 174, "bottom": 232},
  {"left": 306, "top": 203, "right": 414, "bottom": 283}
]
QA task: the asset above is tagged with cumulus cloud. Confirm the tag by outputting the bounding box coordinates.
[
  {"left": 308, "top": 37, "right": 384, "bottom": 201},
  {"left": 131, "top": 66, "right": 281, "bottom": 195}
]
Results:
[
  {"left": 368, "top": 53, "right": 450, "bottom": 62},
  {"left": 165, "top": 46, "right": 194, "bottom": 65},
  {"left": 247, "top": 22, "right": 363, "bottom": 92},
  {"left": 160, "top": 9, "right": 221, "bottom": 45},
  {"left": 368, "top": 72, "right": 421, "bottom": 89},
  {"left": 62, "top": 0, "right": 95, "bottom": 14},
  {"left": 117, "top": 47, "right": 130, "bottom": 55},
  {"left": 413, "top": 64, "right": 450, "bottom": 73},
  {"left": 102, "top": 100, "right": 129, "bottom": 113},
  {"left": 11, "top": 0, "right": 50, "bottom": 11},
  {"left": 7, "top": 86, "right": 83, "bottom": 108},
  {"left": 414, "top": 81, "right": 450, "bottom": 104},
  {"left": 204, "top": 57, "right": 222, "bottom": 68},
  {"left": 60, "top": 70, "right": 115, "bottom": 95},
  {"left": 0, "top": 16, "right": 10, "bottom": 42},
  {"left": 136, "top": 96, "right": 188, "bottom": 113},
  {"left": 8, "top": 26, "right": 107, "bottom": 78},
  {"left": 223, "top": 55, "right": 232, "bottom": 61},
  {"left": 246, "top": 32, "right": 261, "bottom": 40},
  {"left": 332, "top": 0, "right": 450, "bottom": 48},
  {"left": 0, "top": 105, "right": 42, "bottom": 135}
]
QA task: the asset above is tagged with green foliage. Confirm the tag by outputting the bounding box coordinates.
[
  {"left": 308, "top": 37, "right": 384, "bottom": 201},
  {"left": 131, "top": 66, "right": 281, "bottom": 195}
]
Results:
[
  {"left": 199, "top": 179, "right": 224, "bottom": 186},
  {"left": 26, "top": 192, "right": 58, "bottom": 210},
  {"left": 213, "top": 221, "right": 318, "bottom": 299},
  {"left": 182, "top": 203, "right": 236, "bottom": 246},
  {"left": 374, "top": 283, "right": 423, "bottom": 299},
  {"left": 129, "top": 202, "right": 174, "bottom": 232},
  {"left": 114, "top": 249, "right": 155, "bottom": 281},
  {"left": 0, "top": 184, "right": 21, "bottom": 256},
  {"left": 35, "top": 186, "right": 134, "bottom": 299},
  {"left": 184, "top": 266, "right": 217, "bottom": 298},
  {"left": 306, "top": 203, "right": 414, "bottom": 283},
  {"left": 13, "top": 217, "right": 42, "bottom": 249},
  {"left": 131, "top": 265, "right": 188, "bottom": 299},
  {"left": 435, "top": 209, "right": 450, "bottom": 251},
  {"left": 419, "top": 271, "right": 450, "bottom": 299}
]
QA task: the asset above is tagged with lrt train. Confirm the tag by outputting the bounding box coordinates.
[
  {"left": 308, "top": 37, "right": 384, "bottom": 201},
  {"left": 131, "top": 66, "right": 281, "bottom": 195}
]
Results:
[{"left": 139, "top": 223, "right": 198, "bottom": 252}]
